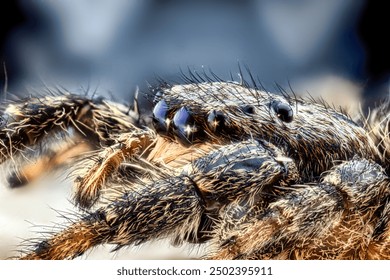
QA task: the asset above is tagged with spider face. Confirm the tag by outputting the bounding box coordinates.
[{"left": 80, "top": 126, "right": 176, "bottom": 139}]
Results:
[
  {"left": 0, "top": 79, "right": 389, "bottom": 260},
  {"left": 152, "top": 82, "right": 380, "bottom": 177}
]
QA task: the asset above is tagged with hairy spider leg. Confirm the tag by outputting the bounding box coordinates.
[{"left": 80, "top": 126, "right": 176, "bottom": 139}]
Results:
[
  {"left": 19, "top": 140, "right": 296, "bottom": 259},
  {"left": 209, "top": 159, "right": 390, "bottom": 259}
]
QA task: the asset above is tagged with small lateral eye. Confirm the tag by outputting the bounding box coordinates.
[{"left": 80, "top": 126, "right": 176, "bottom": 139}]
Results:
[
  {"left": 207, "top": 110, "right": 226, "bottom": 133},
  {"left": 241, "top": 105, "right": 256, "bottom": 115},
  {"left": 271, "top": 100, "right": 293, "bottom": 123}
]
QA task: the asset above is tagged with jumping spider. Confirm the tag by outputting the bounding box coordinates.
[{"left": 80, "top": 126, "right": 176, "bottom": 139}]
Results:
[{"left": 0, "top": 76, "right": 389, "bottom": 259}]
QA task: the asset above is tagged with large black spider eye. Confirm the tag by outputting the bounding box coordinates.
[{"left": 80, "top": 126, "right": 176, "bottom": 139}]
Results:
[
  {"left": 271, "top": 100, "right": 293, "bottom": 123},
  {"left": 207, "top": 110, "right": 226, "bottom": 133},
  {"left": 152, "top": 99, "right": 170, "bottom": 134},
  {"left": 172, "top": 106, "right": 198, "bottom": 146}
]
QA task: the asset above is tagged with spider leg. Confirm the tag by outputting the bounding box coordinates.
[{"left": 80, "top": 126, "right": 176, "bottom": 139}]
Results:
[
  {"left": 73, "top": 129, "right": 156, "bottom": 209},
  {"left": 367, "top": 198, "right": 390, "bottom": 259},
  {"left": 366, "top": 99, "right": 390, "bottom": 173},
  {"left": 0, "top": 94, "right": 139, "bottom": 164},
  {"left": 209, "top": 158, "right": 390, "bottom": 259},
  {"left": 7, "top": 136, "right": 92, "bottom": 188},
  {"left": 0, "top": 94, "right": 143, "bottom": 190},
  {"left": 19, "top": 140, "right": 298, "bottom": 259}
]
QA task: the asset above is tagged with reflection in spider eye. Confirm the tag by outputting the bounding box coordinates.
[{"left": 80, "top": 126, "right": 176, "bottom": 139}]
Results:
[
  {"left": 207, "top": 110, "right": 227, "bottom": 133},
  {"left": 152, "top": 99, "right": 170, "bottom": 134},
  {"left": 172, "top": 106, "right": 198, "bottom": 146},
  {"left": 271, "top": 100, "right": 293, "bottom": 123}
]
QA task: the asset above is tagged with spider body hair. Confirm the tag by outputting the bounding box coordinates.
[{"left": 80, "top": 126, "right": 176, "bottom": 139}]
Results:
[{"left": 0, "top": 73, "right": 389, "bottom": 260}]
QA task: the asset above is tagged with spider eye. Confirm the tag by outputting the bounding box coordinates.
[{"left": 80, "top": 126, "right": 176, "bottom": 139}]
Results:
[
  {"left": 241, "top": 105, "right": 256, "bottom": 115},
  {"left": 172, "top": 106, "right": 198, "bottom": 146},
  {"left": 271, "top": 100, "right": 293, "bottom": 123},
  {"left": 152, "top": 99, "right": 170, "bottom": 134},
  {"left": 207, "top": 110, "right": 226, "bottom": 133}
]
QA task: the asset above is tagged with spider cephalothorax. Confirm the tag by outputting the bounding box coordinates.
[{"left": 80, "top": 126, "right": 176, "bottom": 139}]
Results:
[
  {"left": 0, "top": 78, "right": 389, "bottom": 259},
  {"left": 151, "top": 82, "right": 381, "bottom": 177}
]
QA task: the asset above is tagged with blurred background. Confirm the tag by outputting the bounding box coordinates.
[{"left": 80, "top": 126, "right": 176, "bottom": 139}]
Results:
[
  {"left": 0, "top": 0, "right": 389, "bottom": 259},
  {"left": 1, "top": 0, "right": 390, "bottom": 104}
]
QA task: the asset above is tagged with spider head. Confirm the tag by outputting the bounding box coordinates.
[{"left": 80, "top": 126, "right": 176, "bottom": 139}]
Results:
[{"left": 152, "top": 81, "right": 380, "bottom": 178}]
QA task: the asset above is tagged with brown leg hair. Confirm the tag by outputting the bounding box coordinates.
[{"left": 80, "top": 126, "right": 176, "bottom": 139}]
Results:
[{"left": 208, "top": 159, "right": 390, "bottom": 260}]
